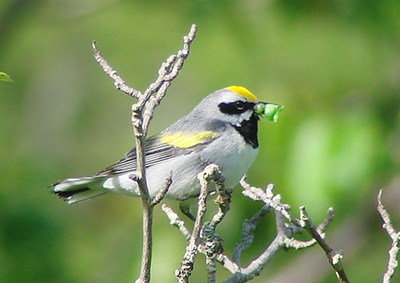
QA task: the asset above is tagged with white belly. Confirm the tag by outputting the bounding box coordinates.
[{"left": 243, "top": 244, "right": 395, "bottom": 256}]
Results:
[{"left": 103, "top": 133, "right": 258, "bottom": 200}]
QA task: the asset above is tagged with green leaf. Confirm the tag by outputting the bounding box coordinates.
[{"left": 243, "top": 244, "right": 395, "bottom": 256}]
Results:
[{"left": 0, "top": 72, "right": 14, "bottom": 83}]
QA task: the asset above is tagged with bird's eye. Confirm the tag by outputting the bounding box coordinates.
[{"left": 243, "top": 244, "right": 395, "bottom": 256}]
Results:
[
  {"left": 218, "top": 101, "right": 253, "bottom": 115},
  {"left": 235, "top": 101, "right": 245, "bottom": 110}
]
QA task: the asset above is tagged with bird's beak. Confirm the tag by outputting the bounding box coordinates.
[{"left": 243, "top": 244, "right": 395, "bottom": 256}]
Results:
[{"left": 254, "top": 102, "right": 283, "bottom": 122}]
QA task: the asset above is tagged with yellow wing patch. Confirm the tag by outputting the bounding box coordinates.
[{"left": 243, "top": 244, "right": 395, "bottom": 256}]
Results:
[
  {"left": 225, "top": 86, "right": 257, "bottom": 102},
  {"left": 160, "top": 131, "right": 218, "bottom": 148}
]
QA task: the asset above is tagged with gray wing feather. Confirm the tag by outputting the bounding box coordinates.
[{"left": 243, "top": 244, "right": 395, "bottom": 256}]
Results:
[
  {"left": 96, "top": 135, "right": 205, "bottom": 176},
  {"left": 96, "top": 120, "right": 226, "bottom": 177}
]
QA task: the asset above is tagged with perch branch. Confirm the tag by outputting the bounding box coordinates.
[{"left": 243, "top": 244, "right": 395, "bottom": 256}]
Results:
[
  {"left": 201, "top": 169, "right": 227, "bottom": 283},
  {"left": 175, "top": 164, "right": 221, "bottom": 283},
  {"left": 93, "top": 24, "right": 197, "bottom": 283}
]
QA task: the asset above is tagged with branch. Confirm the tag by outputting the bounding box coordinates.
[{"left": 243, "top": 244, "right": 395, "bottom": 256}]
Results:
[
  {"left": 232, "top": 204, "right": 271, "bottom": 265},
  {"left": 161, "top": 204, "right": 191, "bottom": 241},
  {"left": 151, "top": 172, "right": 173, "bottom": 207},
  {"left": 93, "top": 24, "right": 197, "bottom": 283},
  {"left": 221, "top": 178, "right": 338, "bottom": 283},
  {"left": 378, "top": 190, "right": 400, "bottom": 283},
  {"left": 141, "top": 24, "right": 197, "bottom": 135},
  {"left": 240, "top": 179, "right": 301, "bottom": 227},
  {"left": 201, "top": 170, "right": 228, "bottom": 283},
  {"left": 222, "top": 190, "right": 292, "bottom": 283},
  {"left": 283, "top": 207, "right": 334, "bottom": 250},
  {"left": 175, "top": 164, "right": 221, "bottom": 283},
  {"left": 163, "top": 176, "right": 337, "bottom": 283},
  {"left": 299, "top": 206, "right": 349, "bottom": 283},
  {"left": 92, "top": 41, "right": 141, "bottom": 99}
]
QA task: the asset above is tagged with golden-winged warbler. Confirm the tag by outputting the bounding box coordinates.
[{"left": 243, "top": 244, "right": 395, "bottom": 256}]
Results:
[{"left": 49, "top": 86, "right": 282, "bottom": 204}]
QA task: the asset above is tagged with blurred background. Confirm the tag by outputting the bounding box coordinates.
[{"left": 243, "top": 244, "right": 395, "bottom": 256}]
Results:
[{"left": 1, "top": 0, "right": 400, "bottom": 282}]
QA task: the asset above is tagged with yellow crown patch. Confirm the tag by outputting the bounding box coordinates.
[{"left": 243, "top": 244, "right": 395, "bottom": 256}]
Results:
[
  {"left": 160, "top": 131, "right": 218, "bottom": 148},
  {"left": 225, "top": 86, "right": 257, "bottom": 102}
]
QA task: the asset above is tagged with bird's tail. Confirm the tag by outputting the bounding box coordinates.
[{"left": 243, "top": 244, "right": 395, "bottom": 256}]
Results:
[{"left": 49, "top": 176, "right": 107, "bottom": 204}]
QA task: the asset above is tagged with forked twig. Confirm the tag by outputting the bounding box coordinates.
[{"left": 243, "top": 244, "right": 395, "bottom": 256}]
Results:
[{"left": 93, "top": 24, "right": 197, "bottom": 283}]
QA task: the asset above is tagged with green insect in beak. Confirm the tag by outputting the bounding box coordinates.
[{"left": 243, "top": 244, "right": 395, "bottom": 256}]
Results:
[{"left": 255, "top": 102, "right": 283, "bottom": 122}]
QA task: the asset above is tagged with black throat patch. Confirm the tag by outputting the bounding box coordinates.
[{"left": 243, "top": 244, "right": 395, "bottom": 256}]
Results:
[{"left": 233, "top": 113, "right": 259, "bottom": 149}]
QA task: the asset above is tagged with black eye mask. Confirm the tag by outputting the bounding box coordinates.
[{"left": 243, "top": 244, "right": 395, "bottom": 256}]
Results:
[{"left": 218, "top": 101, "right": 255, "bottom": 115}]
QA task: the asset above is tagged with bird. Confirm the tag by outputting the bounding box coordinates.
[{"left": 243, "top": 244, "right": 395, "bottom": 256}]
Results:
[{"left": 49, "top": 86, "right": 282, "bottom": 205}]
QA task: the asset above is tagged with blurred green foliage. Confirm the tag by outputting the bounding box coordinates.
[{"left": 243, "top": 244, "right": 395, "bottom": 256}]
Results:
[{"left": 1, "top": 0, "right": 400, "bottom": 282}]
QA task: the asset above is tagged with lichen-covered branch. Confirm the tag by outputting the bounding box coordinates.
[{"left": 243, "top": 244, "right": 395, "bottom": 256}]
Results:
[
  {"left": 201, "top": 171, "right": 228, "bottom": 283},
  {"left": 378, "top": 190, "right": 400, "bottom": 283},
  {"left": 175, "top": 164, "right": 222, "bottom": 283},
  {"left": 163, "top": 175, "right": 337, "bottom": 283}
]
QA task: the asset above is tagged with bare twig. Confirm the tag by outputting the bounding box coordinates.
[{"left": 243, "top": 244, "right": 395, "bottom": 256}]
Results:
[
  {"left": 378, "top": 190, "right": 400, "bottom": 283},
  {"left": 93, "top": 24, "right": 197, "bottom": 283},
  {"left": 163, "top": 165, "right": 227, "bottom": 283},
  {"left": 284, "top": 207, "right": 335, "bottom": 250},
  {"left": 299, "top": 206, "right": 349, "bottom": 283},
  {"left": 162, "top": 204, "right": 191, "bottom": 241},
  {"left": 92, "top": 41, "right": 142, "bottom": 99},
  {"left": 240, "top": 179, "right": 301, "bottom": 227},
  {"left": 232, "top": 204, "right": 271, "bottom": 265},
  {"left": 151, "top": 172, "right": 173, "bottom": 207},
  {"left": 141, "top": 24, "right": 197, "bottom": 135}
]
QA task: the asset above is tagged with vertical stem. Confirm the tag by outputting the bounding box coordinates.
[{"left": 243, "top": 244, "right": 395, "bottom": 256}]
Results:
[
  {"left": 137, "top": 196, "right": 153, "bottom": 283},
  {"left": 133, "top": 112, "right": 153, "bottom": 283}
]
